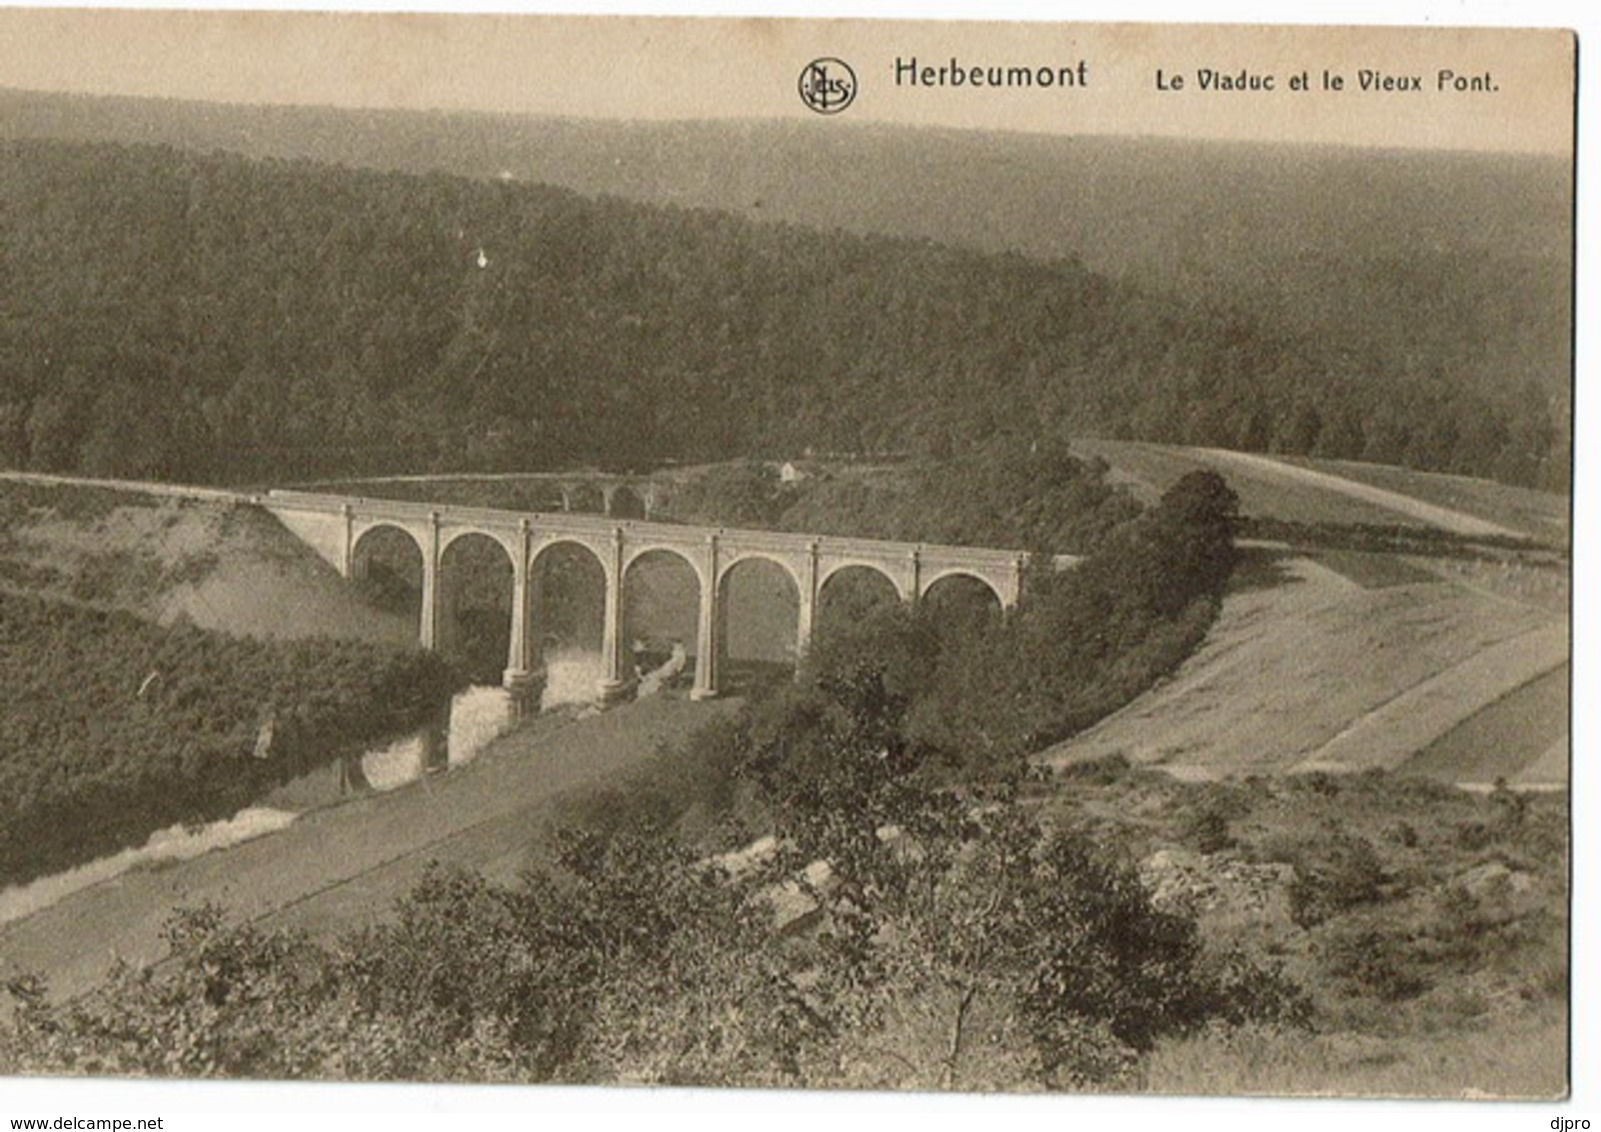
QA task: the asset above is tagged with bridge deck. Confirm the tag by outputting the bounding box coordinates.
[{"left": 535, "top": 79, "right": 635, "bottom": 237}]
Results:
[{"left": 266, "top": 489, "right": 1032, "bottom": 569}]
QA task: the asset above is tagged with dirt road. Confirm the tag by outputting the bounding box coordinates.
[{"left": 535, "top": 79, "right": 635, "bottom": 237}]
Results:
[
  {"left": 1070, "top": 439, "right": 1553, "bottom": 539},
  {"left": 1192, "top": 447, "right": 1522, "bottom": 538}
]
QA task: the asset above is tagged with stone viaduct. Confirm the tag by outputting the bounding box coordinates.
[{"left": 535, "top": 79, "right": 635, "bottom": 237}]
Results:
[
  {"left": 302, "top": 473, "right": 668, "bottom": 520},
  {"left": 263, "top": 490, "right": 1051, "bottom": 701}
]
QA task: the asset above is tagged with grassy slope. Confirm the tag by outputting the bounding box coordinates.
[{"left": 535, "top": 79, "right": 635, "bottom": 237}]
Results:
[
  {"left": 1043, "top": 445, "right": 1568, "bottom": 785},
  {"left": 1072, "top": 439, "right": 1570, "bottom": 540},
  {"left": 1286, "top": 456, "right": 1571, "bottom": 545},
  {"left": 1040, "top": 550, "right": 1560, "bottom": 782},
  {"left": 0, "top": 478, "right": 412, "bottom": 644}
]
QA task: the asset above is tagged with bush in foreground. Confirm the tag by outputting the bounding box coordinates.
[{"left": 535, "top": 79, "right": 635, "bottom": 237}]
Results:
[{"left": 1, "top": 801, "right": 1306, "bottom": 1089}]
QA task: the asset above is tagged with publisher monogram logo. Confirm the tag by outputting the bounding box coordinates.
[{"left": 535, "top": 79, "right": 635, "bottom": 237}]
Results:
[{"left": 799, "top": 58, "right": 857, "bottom": 114}]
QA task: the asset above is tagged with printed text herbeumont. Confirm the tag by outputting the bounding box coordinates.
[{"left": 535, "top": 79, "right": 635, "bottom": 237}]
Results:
[{"left": 895, "top": 56, "right": 1090, "bottom": 88}]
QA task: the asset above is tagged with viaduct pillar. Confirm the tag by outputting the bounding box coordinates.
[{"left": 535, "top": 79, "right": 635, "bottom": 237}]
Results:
[
  {"left": 691, "top": 534, "right": 720, "bottom": 700},
  {"left": 503, "top": 519, "right": 542, "bottom": 694},
  {"left": 597, "top": 526, "right": 633, "bottom": 703},
  {"left": 419, "top": 511, "right": 441, "bottom": 650},
  {"left": 340, "top": 503, "right": 354, "bottom": 577},
  {"left": 795, "top": 541, "right": 819, "bottom": 664}
]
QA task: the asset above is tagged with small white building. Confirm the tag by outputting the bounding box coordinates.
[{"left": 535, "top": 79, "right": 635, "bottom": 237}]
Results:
[{"left": 778, "top": 460, "right": 818, "bottom": 483}]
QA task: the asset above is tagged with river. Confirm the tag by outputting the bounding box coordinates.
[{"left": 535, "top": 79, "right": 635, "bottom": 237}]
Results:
[
  {"left": 0, "top": 684, "right": 525, "bottom": 928},
  {"left": 0, "top": 637, "right": 714, "bottom": 928},
  {"left": 0, "top": 643, "right": 695, "bottom": 929}
]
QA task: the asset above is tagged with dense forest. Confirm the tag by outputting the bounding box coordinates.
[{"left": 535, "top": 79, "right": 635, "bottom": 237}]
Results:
[
  {"left": 0, "top": 138, "right": 1568, "bottom": 490},
  {"left": 0, "top": 593, "right": 458, "bottom": 886},
  {"left": 0, "top": 86, "right": 1573, "bottom": 422}
]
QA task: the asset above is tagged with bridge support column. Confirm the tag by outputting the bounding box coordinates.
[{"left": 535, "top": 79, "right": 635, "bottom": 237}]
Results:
[
  {"left": 349, "top": 526, "right": 371, "bottom": 582},
  {"left": 597, "top": 526, "right": 634, "bottom": 704},
  {"left": 1007, "top": 554, "right": 1026, "bottom": 609},
  {"left": 419, "top": 512, "right": 441, "bottom": 650},
  {"left": 905, "top": 548, "right": 922, "bottom": 606},
  {"left": 436, "top": 569, "right": 461, "bottom": 655},
  {"left": 794, "top": 541, "right": 819, "bottom": 671},
  {"left": 691, "top": 534, "right": 720, "bottom": 700},
  {"left": 339, "top": 503, "right": 354, "bottom": 578},
  {"left": 503, "top": 519, "right": 542, "bottom": 695}
]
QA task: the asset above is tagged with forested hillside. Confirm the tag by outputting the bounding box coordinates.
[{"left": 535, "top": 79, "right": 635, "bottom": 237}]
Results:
[
  {"left": 0, "top": 86, "right": 1571, "bottom": 420},
  {"left": 0, "top": 592, "right": 457, "bottom": 887},
  {"left": 0, "top": 137, "right": 1566, "bottom": 488}
]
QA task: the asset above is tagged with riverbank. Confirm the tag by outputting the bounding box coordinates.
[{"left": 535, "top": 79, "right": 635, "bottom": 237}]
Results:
[{"left": 0, "top": 694, "right": 740, "bottom": 1007}]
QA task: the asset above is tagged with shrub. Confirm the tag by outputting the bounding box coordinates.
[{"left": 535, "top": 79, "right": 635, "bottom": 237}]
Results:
[
  {"left": 1320, "top": 926, "right": 1432, "bottom": 1002},
  {"left": 1188, "top": 806, "right": 1235, "bottom": 855},
  {"left": 1057, "top": 751, "right": 1132, "bottom": 784},
  {"left": 1286, "top": 836, "right": 1390, "bottom": 928}
]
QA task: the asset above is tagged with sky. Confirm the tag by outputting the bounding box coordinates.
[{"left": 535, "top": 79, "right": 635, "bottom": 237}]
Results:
[{"left": 0, "top": 5, "right": 1577, "bottom": 155}]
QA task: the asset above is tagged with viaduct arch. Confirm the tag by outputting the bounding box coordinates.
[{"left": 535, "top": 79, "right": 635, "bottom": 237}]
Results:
[
  {"left": 268, "top": 490, "right": 1061, "bottom": 701},
  {"left": 306, "top": 472, "right": 669, "bottom": 519}
]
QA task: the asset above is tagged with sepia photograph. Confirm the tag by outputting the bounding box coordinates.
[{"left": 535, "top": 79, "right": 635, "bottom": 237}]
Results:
[{"left": 0, "top": 3, "right": 1580, "bottom": 1122}]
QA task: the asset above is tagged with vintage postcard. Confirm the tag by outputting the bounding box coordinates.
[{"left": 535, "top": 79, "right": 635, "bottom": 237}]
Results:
[{"left": 0, "top": 5, "right": 1577, "bottom": 1122}]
